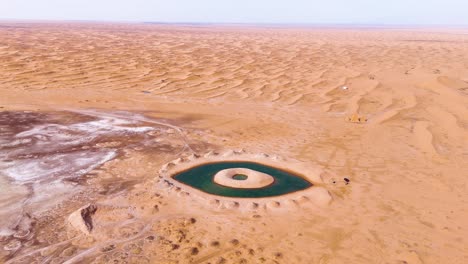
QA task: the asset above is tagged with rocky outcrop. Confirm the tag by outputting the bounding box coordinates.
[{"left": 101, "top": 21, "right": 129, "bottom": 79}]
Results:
[{"left": 68, "top": 204, "right": 97, "bottom": 235}]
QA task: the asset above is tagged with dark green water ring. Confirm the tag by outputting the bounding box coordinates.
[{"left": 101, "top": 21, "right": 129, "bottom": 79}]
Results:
[
  {"left": 173, "top": 161, "right": 312, "bottom": 198},
  {"left": 232, "top": 174, "right": 248, "bottom": 180}
]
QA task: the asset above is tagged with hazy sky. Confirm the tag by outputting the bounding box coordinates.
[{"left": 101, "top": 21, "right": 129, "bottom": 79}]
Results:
[{"left": 0, "top": 0, "right": 467, "bottom": 25}]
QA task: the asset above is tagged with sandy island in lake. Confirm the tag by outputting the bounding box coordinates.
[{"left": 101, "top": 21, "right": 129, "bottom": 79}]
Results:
[
  {"left": 0, "top": 22, "right": 467, "bottom": 264},
  {"left": 213, "top": 168, "right": 274, "bottom": 189}
]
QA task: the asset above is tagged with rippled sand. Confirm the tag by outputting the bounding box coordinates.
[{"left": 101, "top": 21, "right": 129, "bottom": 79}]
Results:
[{"left": 0, "top": 22, "right": 467, "bottom": 263}]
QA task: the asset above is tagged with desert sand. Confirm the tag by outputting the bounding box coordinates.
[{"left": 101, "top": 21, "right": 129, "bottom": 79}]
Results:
[{"left": 0, "top": 22, "right": 467, "bottom": 263}]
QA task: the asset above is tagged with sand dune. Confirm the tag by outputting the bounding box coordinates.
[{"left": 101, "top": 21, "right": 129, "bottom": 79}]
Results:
[{"left": 0, "top": 23, "right": 467, "bottom": 263}]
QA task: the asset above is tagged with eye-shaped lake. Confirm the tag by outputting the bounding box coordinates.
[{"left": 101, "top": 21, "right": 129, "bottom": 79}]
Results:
[{"left": 173, "top": 161, "right": 312, "bottom": 198}]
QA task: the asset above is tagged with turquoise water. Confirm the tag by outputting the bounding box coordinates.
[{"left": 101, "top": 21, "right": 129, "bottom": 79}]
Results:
[{"left": 173, "top": 161, "right": 312, "bottom": 198}]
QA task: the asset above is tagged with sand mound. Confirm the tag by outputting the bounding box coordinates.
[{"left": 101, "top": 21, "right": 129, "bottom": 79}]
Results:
[{"left": 213, "top": 168, "right": 274, "bottom": 188}]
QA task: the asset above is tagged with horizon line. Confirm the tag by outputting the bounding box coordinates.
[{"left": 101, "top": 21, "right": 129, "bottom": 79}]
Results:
[{"left": 1, "top": 18, "right": 468, "bottom": 28}]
